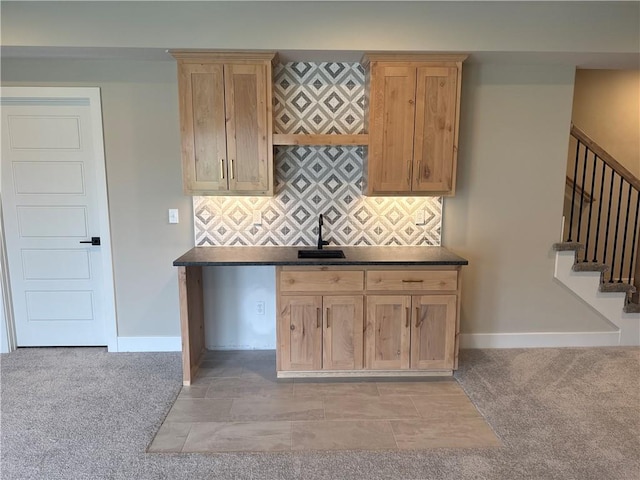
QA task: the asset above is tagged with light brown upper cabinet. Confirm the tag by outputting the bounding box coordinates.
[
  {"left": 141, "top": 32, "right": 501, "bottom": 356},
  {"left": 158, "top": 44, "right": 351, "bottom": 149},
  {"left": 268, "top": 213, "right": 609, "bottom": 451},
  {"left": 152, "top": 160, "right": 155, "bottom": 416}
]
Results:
[
  {"left": 362, "top": 53, "right": 467, "bottom": 196},
  {"left": 170, "top": 51, "right": 277, "bottom": 195}
]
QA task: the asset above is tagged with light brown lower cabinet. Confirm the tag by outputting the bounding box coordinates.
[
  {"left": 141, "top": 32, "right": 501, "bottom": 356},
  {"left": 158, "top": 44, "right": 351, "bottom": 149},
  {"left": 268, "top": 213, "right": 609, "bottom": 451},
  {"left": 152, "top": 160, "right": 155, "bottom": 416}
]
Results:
[
  {"left": 276, "top": 266, "right": 460, "bottom": 377},
  {"left": 278, "top": 294, "right": 364, "bottom": 372},
  {"left": 410, "top": 294, "right": 457, "bottom": 370},
  {"left": 365, "top": 294, "right": 457, "bottom": 370},
  {"left": 278, "top": 295, "right": 323, "bottom": 371}
]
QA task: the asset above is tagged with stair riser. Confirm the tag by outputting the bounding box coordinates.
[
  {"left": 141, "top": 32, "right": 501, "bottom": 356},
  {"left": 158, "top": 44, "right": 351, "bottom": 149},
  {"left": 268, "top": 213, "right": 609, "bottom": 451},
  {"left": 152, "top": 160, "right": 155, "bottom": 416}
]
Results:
[{"left": 555, "top": 251, "right": 640, "bottom": 346}]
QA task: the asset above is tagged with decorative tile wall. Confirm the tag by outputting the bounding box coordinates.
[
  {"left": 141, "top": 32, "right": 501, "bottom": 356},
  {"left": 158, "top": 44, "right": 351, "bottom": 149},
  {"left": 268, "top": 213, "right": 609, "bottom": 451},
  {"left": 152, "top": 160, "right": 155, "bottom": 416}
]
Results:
[
  {"left": 273, "top": 62, "right": 365, "bottom": 135},
  {"left": 194, "top": 63, "right": 442, "bottom": 247}
]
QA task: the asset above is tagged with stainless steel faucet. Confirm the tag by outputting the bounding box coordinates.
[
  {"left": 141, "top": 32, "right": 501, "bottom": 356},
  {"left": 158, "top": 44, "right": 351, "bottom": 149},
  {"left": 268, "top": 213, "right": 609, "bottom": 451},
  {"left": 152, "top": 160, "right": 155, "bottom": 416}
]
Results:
[{"left": 317, "top": 214, "right": 329, "bottom": 250}]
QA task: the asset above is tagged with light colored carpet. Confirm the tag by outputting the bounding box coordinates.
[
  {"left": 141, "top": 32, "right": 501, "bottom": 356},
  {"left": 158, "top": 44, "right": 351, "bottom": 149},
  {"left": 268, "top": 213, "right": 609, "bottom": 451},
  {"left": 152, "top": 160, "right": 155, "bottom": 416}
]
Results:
[{"left": 1, "top": 347, "right": 639, "bottom": 479}]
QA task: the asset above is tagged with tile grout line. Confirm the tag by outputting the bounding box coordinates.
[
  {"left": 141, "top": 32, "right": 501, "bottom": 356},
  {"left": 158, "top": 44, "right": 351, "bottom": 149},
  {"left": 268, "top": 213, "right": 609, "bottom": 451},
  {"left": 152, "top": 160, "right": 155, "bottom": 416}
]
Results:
[
  {"left": 387, "top": 419, "right": 401, "bottom": 451},
  {"left": 289, "top": 420, "right": 294, "bottom": 452},
  {"left": 179, "top": 422, "right": 194, "bottom": 453},
  {"left": 407, "top": 394, "right": 423, "bottom": 419}
]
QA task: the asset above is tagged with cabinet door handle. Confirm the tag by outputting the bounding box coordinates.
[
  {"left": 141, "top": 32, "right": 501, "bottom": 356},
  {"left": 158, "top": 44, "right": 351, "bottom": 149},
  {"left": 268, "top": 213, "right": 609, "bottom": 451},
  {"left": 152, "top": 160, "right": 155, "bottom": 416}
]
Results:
[
  {"left": 326, "top": 308, "right": 330, "bottom": 328},
  {"left": 415, "top": 307, "right": 422, "bottom": 328},
  {"left": 317, "top": 308, "right": 321, "bottom": 328},
  {"left": 405, "top": 307, "right": 410, "bottom": 328},
  {"left": 230, "top": 159, "right": 235, "bottom": 179},
  {"left": 402, "top": 279, "right": 424, "bottom": 283},
  {"left": 220, "top": 159, "right": 225, "bottom": 180}
]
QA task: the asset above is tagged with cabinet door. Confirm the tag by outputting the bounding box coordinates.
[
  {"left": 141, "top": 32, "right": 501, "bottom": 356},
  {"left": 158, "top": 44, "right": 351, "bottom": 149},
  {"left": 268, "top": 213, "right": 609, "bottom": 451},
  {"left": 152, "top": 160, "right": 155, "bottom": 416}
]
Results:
[
  {"left": 365, "top": 295, "right": 411, "bottom": 370},
  {"left": 224, "top": 64, "right": 270, "bottom": 193},
  {"left": 323, "top": 296, "right": 364, "bottom": 370},
  {"left": 410, "top": 295, "right": 457, "bottom": 370},
  {"left": 177, "top": 62, "right": 229, "bottom": 193},
  {"left": 412, "top": 66, "right": 459, "bottom": 194},
  {"left": 368, "top": 64, "right": 416, "bottom": 194},
  {"left": 279, "top": 296, "right": 322, "bottom": 371}
]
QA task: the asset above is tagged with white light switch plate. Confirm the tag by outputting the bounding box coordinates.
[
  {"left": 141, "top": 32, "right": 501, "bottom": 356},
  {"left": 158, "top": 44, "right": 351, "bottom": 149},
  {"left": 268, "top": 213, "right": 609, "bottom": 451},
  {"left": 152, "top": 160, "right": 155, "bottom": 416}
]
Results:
[
  {"left": 414, "top": 209, "right": 425, "bottom": 225},
  {"left": 168, "top": 209, "right": 179, "bottom": 224}
]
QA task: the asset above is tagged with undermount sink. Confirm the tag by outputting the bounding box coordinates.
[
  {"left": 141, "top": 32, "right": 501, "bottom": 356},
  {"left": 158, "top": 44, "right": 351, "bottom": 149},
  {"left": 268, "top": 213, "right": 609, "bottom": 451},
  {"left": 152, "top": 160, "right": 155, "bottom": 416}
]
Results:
[{"left": 297, "top": 249, "right": 345, "bottom": 259}]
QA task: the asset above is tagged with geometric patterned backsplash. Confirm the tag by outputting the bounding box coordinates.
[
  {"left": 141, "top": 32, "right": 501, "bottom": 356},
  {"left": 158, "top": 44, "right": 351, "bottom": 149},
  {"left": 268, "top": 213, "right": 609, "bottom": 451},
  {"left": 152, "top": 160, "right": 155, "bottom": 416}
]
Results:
[
  {"left": 193, "top": 63, "right": 442, "bottom": 247},
  {"left": 273, "top": 62, "right": 365, "bottom": 135}
]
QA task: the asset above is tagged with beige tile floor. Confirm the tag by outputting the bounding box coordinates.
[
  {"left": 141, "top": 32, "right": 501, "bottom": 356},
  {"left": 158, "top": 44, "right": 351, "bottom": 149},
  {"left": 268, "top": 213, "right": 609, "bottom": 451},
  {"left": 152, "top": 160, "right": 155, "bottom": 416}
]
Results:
[{"left": 148, "top": 350, "right": 501, "bottom": 453}]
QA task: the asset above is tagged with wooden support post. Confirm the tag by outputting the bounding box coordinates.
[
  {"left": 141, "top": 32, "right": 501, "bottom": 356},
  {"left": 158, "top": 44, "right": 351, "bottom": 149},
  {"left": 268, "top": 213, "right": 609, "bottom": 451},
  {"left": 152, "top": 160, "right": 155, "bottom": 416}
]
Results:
[{"left": 178, "top": 265, "right": 206, "bottom": 385}]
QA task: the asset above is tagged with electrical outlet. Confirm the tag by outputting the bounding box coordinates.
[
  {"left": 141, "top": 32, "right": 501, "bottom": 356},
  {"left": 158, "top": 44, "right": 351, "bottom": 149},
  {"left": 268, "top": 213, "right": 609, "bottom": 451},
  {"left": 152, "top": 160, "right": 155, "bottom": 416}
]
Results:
[
  {"left": 414, "top": 209, "right": 425, "bottom": 225},
  {"left": 168, "top": 209, "right": 179, "bottom": 224},
  {"left": 253, "top": 210, "right": 262, "bottom": 225},
  {"left": 256, "top": 301, "right": 265, "bottom": 315}
]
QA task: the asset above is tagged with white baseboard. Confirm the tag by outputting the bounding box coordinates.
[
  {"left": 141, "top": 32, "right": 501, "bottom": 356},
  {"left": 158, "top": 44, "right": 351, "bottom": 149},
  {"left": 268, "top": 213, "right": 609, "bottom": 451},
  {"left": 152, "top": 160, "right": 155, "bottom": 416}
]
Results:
[
  {"left": 113, "top": 331, "right": 628, "bottom": 352},
  {"left": 115, "top": 336, "right": 181, "bottom": 352},
  {"left": 459, "top": 331, "right": 622, "bottom": 348}
]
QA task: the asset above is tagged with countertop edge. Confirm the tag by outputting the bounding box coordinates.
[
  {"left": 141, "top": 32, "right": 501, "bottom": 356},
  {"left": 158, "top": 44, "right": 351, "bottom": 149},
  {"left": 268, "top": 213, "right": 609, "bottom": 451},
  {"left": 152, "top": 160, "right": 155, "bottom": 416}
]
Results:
[
  {"left": 173, "top": 260, "right": 469, "bottom": 267},
  {"left": 172, "top": 246, "right": 469, "bottom": 267}
]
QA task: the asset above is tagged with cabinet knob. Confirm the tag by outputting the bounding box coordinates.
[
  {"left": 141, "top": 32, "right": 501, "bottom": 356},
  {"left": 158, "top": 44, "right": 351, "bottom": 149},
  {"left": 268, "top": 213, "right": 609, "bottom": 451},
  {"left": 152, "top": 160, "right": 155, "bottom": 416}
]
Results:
[{"left": 290, "top": 324, "right": 295, "bottom": 331}]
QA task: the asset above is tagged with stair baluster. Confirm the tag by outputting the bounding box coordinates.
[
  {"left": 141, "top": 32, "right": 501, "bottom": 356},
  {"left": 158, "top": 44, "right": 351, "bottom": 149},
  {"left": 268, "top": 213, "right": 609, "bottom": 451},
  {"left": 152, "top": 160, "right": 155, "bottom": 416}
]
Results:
[{"left": 560, "top": 124, "right": 640, "bottom": 310}]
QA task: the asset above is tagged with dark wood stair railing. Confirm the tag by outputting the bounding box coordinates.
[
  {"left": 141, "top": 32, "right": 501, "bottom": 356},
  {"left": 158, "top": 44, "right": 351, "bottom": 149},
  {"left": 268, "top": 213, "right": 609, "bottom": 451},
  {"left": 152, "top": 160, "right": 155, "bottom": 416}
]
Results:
[{"left": 563, "top": 124, "right": 640, "bottom": 309}]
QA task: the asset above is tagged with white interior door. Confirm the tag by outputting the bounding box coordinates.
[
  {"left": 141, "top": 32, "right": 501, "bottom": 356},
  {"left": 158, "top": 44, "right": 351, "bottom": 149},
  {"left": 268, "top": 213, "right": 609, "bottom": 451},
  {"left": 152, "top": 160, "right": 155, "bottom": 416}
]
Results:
[{"left": 1, "top": 87, "right": 116, "bottom": 348}]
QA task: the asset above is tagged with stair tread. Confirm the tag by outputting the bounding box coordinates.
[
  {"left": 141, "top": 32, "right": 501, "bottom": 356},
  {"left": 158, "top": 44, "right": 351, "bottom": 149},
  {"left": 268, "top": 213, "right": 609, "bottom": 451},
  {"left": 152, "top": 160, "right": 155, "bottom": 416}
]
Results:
[
  {"left": 623, "top": 302, "right": 640, "bottom": 314},
  {"left": 599, "top": 282, "right": 637, "bottom": 294},
  {"left": 572, "top": 262, "right": 609, "bottom": 273},
  {"left": 553, "top": 242, "right": 585, "bottom": 251}
]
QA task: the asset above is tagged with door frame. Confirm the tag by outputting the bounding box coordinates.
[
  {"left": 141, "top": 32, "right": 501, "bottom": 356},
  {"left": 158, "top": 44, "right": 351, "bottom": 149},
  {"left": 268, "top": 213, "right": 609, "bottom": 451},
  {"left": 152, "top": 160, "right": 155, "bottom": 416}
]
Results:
[
  {"left": 0, "top": 197, "right": 17, "bottom": 353},
  {"left": 0, "top": 86, "right": 118, "bottom": 351}
]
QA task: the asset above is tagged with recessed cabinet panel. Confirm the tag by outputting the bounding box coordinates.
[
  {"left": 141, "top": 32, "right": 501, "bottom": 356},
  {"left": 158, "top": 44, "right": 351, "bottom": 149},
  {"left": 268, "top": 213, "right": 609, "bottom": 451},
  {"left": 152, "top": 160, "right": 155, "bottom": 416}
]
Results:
[
  {"left": 413, "top": 67, "right": 458, "bottom": 193},
  {"left": 411, "top": 295, "right": 457, "bottom": 370},
  {"left": 366, "top": 270, "right": 457, "bottom": 291},
  {"left": 369, "top": 65, "right": 416, "bottom": 194},
  {"left": 279, "top": 296, "right": 322, "bottom": 371},
  {"left": 323, "top": 295, "right": 364, "bottom": 370},
  {"left": 225, "top": 64, "right": 269, "bottom": 192},
  {"left": 280, "top": 270, "right": 364, "bottom": 293},
  {"left": 179, "top": 64, "right": 228, "bottom": 192},
  {"left": 365, "top": 295, "right": 411, "bottom": 370}
]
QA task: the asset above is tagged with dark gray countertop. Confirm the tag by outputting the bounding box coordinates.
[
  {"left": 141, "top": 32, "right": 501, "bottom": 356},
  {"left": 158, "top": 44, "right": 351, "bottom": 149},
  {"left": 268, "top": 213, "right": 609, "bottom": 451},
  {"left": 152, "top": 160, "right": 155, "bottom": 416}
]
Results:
[{"left": 173, "top": 246, "right": 468, "bottom": 266}]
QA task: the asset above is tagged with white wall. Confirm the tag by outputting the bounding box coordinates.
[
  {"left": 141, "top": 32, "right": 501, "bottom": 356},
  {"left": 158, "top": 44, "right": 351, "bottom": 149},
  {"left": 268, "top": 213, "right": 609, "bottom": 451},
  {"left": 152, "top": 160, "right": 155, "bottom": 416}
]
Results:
[
  {"left": 2, "top": 1, "right": 638, "bottom": 57},
  {"left": 2, "top": 1, "right": 636, "bottom": 347},
  {"left": 1, "top": 59, "right": 194, "bottom": 338},
  {"left": 572, "top": 69, "right": 640, "bottom": 178},
  {"left": 443, "top": 63, "right": 612, "bottom": 335},
  {"left": 204, "top": 267, "right": 276, "bottom": 350}
]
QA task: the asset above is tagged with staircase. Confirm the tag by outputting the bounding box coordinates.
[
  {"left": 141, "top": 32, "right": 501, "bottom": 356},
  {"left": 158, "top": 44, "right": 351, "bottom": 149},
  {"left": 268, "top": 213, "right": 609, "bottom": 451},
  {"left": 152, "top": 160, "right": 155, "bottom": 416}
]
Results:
[{"left": 553, "top": 125, "right": 640, "bottom": 345}]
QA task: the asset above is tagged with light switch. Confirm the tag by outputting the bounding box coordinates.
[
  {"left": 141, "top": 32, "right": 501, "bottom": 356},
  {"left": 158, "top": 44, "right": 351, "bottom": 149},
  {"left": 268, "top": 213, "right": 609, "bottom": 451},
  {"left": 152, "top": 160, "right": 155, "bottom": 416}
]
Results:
[
  {"left": 168, "top": 209, "right": 179, "bottom": 224},
  {"left": 414, "top": 209, "right": 425, "bottom": 225},
  {"left": 253, "top": 210, "right": 262, "bottom": 225}
]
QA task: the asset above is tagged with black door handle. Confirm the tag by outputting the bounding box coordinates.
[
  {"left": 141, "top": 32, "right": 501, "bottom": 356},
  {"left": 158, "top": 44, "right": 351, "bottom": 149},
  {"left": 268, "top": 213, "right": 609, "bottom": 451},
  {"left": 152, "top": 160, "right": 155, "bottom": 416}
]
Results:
[{"left": 79, "top": 237, "right": 101, "bottom": 246}]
